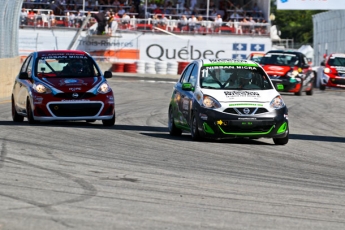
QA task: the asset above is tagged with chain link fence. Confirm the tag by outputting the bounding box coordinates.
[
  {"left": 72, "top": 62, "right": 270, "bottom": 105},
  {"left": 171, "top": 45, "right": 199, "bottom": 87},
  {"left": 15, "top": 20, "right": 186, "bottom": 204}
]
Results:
[{"left": 0, "top": 0, "right": 22, "bottom": 58}]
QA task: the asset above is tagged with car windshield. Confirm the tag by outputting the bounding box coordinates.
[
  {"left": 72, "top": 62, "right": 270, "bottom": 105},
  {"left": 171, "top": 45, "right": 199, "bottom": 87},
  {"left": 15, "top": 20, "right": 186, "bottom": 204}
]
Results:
[
  {"left": 200, "top": 66, "right": 273, "bottom": 90},
  {"left": 328, "top": 57, "right": 345, "bottom": 66},
  {"left": 260, "top": 53, "right": 298, "bottom": 66},
  {"left": 35, "top": 53, "right": 101, "bottom": 78}
]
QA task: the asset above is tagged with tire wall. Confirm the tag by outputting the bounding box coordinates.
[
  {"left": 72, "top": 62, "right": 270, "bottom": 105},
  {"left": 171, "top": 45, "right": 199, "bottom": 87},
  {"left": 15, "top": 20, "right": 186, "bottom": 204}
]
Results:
[
  {"left": 313, "top": 10, "right": 345, "bottom": 66},
  {"left": 0, "top": 0, "right": 23, "bottom": 99}
]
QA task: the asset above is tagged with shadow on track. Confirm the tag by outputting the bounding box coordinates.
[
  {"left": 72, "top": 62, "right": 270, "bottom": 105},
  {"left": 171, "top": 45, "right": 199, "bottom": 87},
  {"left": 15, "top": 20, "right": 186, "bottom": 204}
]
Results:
[{"left": 290, "top": 134, "right": 345, "bottom": 143}]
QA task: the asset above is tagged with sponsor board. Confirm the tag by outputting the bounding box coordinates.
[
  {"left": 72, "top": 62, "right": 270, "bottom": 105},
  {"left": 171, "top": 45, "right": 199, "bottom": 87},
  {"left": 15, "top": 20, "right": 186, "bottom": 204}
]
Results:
[{"left": 19, "top": 29, "right": 272, "bottom": 62}]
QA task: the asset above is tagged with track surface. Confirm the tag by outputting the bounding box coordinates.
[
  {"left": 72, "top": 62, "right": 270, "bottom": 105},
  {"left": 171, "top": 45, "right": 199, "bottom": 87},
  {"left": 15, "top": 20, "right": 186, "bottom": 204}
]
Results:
[{"left": 0, "top": 79, "right": 345, "bottom": 230}]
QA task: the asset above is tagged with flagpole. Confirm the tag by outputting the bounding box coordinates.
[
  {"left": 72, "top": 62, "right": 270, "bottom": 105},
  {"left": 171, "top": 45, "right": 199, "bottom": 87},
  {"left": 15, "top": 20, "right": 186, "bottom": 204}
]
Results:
[
  {"left": 206, "top": 0, "right": 209, "bottom": 20},
  {"left": 83, "top": 0, "right": 85, "bottom": 12},
  {"left": 145, "top": 0, "right": 148, "bottom": 19}
]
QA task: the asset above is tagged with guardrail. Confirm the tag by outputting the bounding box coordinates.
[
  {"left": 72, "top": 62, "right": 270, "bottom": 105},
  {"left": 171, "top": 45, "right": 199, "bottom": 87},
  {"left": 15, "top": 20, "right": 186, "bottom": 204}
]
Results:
[{"left": 19, "top": 15, "right": 270, "bottom": 36}]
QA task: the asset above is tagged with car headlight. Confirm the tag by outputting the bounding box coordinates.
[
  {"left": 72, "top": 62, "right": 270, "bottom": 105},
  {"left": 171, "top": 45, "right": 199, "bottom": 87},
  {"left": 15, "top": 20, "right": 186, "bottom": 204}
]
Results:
[
  {"left": 270, "top": 95, "right": 285, "bottom": 109},
  {"left": 324, "top": 67, "right": 331, "bottom": 73},
  {"left": 97, "top": 82, "right": 112, "bottom": 94},
  {"left": 202, "top": 95, "right": 221, "bottom": 109},
  {"left": 287, "top": 70, "right": 299, "bottom": 78},
  {"left": 32, "top": 83, "right": 52, "bottom": 94}
]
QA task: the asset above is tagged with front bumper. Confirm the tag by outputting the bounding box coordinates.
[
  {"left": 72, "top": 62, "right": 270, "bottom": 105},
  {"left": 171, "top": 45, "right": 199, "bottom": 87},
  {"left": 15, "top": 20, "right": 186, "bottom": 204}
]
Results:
[
  {"left": 195, "top": 106, "right": 288, "bottom": 140},
  {"left": 321, "top": 74, "right": 345, "bottom": 88},
  {"left": 31, "top": 92, "right": 115, "bottom": 121},
  {"left": 270, "top": 76, "right": 301, "bottom": 93}
]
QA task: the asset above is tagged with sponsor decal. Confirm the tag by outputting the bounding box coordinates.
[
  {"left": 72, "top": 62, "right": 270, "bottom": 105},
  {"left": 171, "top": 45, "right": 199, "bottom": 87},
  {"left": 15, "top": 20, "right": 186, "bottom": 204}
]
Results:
[
  {"left": 238, "top": 117, "right": 257, "bottom": 120},
  {"left": 209, "top": 59, "right": 249, "bottom": 63},
  {"left": 229, "top": 103, "right": 263, "bottom": 107},
  {"left": 60, "top": 79, "right": 87, "bottom": 86},
  {"left": 224, "top": 91, "right": 260, "bottom": 97}
]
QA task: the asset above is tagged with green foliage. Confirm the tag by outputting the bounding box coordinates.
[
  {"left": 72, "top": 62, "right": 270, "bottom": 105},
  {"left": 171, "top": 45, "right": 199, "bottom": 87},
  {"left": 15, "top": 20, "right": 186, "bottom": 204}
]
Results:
[{"left": 270, "top": 1, "right": 326, "bottom": 44}]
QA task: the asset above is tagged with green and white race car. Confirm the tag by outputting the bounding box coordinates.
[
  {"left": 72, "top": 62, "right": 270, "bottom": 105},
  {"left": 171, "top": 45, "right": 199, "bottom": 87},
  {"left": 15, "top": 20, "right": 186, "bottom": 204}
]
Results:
[{"left": 168, "top": 59, "right": 289, "bottom": 145}]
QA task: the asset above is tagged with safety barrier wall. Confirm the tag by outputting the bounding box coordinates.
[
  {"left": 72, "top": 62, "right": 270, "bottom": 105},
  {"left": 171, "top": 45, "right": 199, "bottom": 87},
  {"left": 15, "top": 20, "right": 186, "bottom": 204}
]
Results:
[
  {"left": 313, "top": 10, "right": 345, "bottom": 66},
  {"left": 0, "top": 0, "right": 23, "bottom": 99},
  {"left": 0, "top": 57, "right": 21, "bottom": 99}
]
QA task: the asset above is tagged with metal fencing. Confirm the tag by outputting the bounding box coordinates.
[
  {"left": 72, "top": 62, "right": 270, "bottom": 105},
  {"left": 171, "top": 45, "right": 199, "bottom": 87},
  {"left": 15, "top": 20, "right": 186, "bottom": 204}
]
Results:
[
  {"left": 0, "top": 0, "right": 23, "bottom": 58},
  {"left": 313, "top": 10, "right": 345, "bottom": 66}
]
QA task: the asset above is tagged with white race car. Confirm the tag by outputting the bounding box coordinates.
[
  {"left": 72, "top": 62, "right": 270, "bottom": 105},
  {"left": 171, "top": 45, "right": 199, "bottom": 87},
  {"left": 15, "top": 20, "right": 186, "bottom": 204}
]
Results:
[{"left": 168, "top": 59, "right": 289, "bottom": 145}]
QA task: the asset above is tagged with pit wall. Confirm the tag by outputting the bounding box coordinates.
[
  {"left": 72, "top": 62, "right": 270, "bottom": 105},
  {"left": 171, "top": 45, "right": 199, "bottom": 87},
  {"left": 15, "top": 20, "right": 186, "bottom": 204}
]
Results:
[{"left": 0, "top": 56, "right": 21, "bottom": 99}]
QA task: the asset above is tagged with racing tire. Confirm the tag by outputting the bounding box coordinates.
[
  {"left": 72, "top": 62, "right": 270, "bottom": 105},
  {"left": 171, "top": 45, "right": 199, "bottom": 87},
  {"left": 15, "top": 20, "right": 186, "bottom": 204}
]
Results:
[
  {"left": 306, "top": 84, "right": 313, "bottom": 96},
  {"left": 102, "top": 114, "right": 115, "bottom": 126},
  {"left": 273, "top": 134, "right": 289, "bottom": 145},
  {"left": 319, "top": 84, "right": 326, "bottom": 91},
  {"left": 12, "top": 96, "right": 24, "bottom": 122},
  {"left": 26, "top": 98, "right": 39, "bottom": 124},
  {"left": 190, "top": 114, "right": 202, "bottom": 141},
  {"left": 86, "top": 119, "right": 96, "bottom": 122},
  {"left": 168, "top": 107, "right": 182, "bottom": 136}
]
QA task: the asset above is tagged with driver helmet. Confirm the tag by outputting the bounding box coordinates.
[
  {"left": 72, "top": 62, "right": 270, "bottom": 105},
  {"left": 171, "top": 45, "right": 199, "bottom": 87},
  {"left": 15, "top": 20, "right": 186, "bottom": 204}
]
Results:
[{"left": 70, "top": 61, "right": 83, "bottom": 73}]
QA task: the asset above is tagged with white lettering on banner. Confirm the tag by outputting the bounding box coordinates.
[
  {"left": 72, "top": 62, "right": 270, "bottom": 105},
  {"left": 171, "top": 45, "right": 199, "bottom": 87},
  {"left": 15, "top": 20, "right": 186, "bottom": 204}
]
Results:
[{"left": 209, "top": 59, "right": 249, "bottom": 63}]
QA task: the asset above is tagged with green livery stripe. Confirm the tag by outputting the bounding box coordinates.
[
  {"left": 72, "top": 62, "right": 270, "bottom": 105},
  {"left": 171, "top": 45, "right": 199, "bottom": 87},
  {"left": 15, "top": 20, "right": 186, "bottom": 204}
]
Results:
[
  {"left": 218, "top": 125, "right": 274, "bottom": 136},
  {"left": 175, "top": 123, "right": 190, "bottom": 131},
  {"left": 203, "top": 63, "right": 259, "bottom": 67},
  {"left": 277, "top": 122, "right": 287, "bottom": 134},
  {"left": 203, "top": 123, "right": 215, "bottom": 134}
]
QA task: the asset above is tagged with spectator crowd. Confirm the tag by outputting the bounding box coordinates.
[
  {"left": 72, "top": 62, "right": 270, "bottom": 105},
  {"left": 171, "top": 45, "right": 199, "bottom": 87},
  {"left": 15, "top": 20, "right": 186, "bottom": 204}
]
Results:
[{"left": 21, "top": 0, "right": 269, "bottom": 35}]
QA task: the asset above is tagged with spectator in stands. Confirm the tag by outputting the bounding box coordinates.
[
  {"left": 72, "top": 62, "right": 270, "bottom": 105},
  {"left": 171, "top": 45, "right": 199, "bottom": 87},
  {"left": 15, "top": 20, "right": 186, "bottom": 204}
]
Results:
[
  {"left": 50, "top": 11, "right": 56, "bottom": 26},
  {"left": 28, "top": 9, "right": 35, "bottom": 25},
  {"left": 118, "top": 6, "right": 126, "bottom": 16},
  {"left": 157, "top": 14, "right": 168, "bottom": 29},
  {"left": 195, "top": 15, "right": 203, "bottom": 31},
  {"left": 178, "top": 15, "right": 188, "bottom": 30},
  {"left": 85, "top": 1, "right": 94, "bottom": 12},
  {"left": 94, "top": 11, "right": 107, "bottom": 34},
  {"left": 230, "top": 10, "right": 241, "bottom": 22},
  {"left": 183, "top": 5, "right": 192, "bottom": 15},
  {"left": 188, "top": 15, "right": 197, "bottom": 31},
  {"left": 190, "top": 0, "right": 197, "bottom": 9},
  {"left": 20, "top": 8, "right": 28, "bottom": 26},
  {"left": 214, "top": 14, "right": 222, "bottom": 31},
  {"left": 113, "top": 0, "right": 121, "bottom": 7},
  {"left": 148, "top": 1, "right": 157, "bottom": 13},
  {"left": 152, "top": 4, "right": 163, "bottom": 14},
  {"left": 121, "top": 13, "right": 131, "bottom": 28}
]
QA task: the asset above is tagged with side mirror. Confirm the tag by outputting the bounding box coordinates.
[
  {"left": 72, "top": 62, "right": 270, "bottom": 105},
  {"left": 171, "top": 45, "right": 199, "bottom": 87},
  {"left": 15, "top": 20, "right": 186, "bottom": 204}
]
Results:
[
  {"left": 320, "top": 61, "right": 325, "bottom": 66},
  {"left": 182, "top": 82, "right": 194, "bottom": 91},
  {"left": 19, "top": 72, "right": 29, "bottom": 79},
  {"left": 104, "top": 71, "right": 112, "bottom": 79}
]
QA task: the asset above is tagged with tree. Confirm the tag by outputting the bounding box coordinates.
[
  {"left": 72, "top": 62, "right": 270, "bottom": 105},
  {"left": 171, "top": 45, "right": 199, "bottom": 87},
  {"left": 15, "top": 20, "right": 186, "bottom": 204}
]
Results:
[{"left": 270, "top": 0, "right": 326, "bottom": 44}]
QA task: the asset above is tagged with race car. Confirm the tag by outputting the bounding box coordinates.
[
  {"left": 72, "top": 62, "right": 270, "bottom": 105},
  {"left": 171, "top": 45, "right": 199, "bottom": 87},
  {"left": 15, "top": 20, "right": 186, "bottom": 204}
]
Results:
[
  {"left": 320, "top": 53, "right": 345, "bottom": 90},
  {"left": 247, "top": 52, "right": 265, "bottom": 63},
  {"left": 168, "top": 59, "right": 289, "bottom": 145},
  {"left": 11, "top": 50, "right": 115, "bottom": 126},
  {"left": 259, "top": 50, "right": 315, "bottom": 96}
]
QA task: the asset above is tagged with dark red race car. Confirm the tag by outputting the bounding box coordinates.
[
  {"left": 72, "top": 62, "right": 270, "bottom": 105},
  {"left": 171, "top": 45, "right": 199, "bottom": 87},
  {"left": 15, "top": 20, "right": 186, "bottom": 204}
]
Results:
[
  {"left": 11, "top": 50, "right": 115, "bottom": 126},
  {"left": 320, "top": 53, "right": 345, "bottom": 90},
  {"left": 259, "top": 50, "right": 315, "bottom": 96}
]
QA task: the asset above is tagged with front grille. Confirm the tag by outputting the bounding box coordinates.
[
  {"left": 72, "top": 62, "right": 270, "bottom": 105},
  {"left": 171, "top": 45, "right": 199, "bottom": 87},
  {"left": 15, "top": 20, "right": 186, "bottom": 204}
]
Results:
[
  {"left": 48, "top": 103, "right": 102, "bottom": 117},
  {"left": 223, "top": 107, "right": 269, "bottom": 115},
  {"left": 221, "top": 125, "right": 273, "bottom": 133},
  {"left": 54, "top": 92, "right": 95, "bottom": 99}
]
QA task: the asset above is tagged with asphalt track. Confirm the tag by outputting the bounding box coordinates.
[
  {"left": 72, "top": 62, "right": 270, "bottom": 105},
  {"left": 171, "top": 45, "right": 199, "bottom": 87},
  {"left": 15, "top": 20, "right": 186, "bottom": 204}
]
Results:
[{"left": 0, "top": 76, "right": 345, "bottom": 230}]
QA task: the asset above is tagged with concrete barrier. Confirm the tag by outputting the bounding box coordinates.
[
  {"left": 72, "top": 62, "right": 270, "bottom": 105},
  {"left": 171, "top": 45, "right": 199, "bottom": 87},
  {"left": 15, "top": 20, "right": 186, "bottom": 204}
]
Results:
[{"left": 0, "top": 56, "right": 21, "bottom": 99}]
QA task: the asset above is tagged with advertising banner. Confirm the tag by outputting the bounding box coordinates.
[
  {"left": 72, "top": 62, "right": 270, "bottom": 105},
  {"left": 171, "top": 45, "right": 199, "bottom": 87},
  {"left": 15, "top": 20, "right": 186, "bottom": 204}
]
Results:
[
  {"left": 277, "top": 0, "right": 343, "bottom": 10},
  {"left": 19, "top": 29, "right": 272, "bottom": 62}
]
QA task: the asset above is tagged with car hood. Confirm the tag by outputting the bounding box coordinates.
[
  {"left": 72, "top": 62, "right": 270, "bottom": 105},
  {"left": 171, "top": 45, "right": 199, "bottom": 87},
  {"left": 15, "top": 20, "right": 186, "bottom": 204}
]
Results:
[
  {"left": 200, "top": 89, "right": 279, "bottom": 103},
  {"left": 262, "top": 65, "right": 292, "bottom": 76},
  {"left": 40, "top": 77, "right": 101, "bottom": 92}
]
